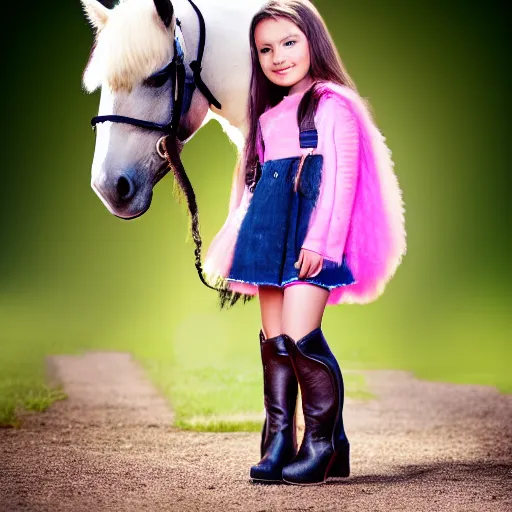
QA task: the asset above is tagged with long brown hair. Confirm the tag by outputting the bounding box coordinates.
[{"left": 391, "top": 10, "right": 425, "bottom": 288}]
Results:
[{"left": 244, "top": 0, "right": 364, "bottom": 188}]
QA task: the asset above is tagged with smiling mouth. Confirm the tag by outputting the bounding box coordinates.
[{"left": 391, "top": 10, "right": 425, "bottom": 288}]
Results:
[{"left": 273, "top": 66, "right": 294, "bottom": 75}]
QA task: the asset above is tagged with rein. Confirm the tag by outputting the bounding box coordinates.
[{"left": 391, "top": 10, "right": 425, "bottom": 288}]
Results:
[{"left": 161, "top": 136, "right": 252, "bottom": 309}]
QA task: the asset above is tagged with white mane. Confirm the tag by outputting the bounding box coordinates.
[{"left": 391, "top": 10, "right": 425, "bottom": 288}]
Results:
[{"left": 83, "top": 0, "right": 174, "bottom": 92}]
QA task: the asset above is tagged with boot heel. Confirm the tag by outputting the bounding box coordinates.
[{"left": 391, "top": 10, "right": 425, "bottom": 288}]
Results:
[{"left": 327, "top": 443, "right": 350, "bottom": 478}]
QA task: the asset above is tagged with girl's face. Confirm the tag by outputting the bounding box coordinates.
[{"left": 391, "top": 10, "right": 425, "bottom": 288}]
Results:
[{"left": 254, "top": 16, "right": 312, "bottom": 92}]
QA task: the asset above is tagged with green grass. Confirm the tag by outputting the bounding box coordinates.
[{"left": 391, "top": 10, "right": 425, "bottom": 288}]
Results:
[
  {"left": 0, "top": 339, "right": 69, "bottom": 427},
  {"left": 0, "top": 286, "right": 510, "bottom": 430},
  {"left": 0, "top": 383, "right": 66, "bottom": 428},
  {"left": 162, "top": 369, "right": 372, "bottom": 432}
]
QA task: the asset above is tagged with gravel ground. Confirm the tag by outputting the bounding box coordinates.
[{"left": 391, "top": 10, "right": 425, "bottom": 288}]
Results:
[{"left": 0, "top": 351, "right": 511, "bottom": 512}]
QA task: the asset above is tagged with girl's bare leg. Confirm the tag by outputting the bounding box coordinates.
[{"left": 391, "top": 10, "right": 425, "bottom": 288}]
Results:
[
  {"left": 258, "top": 286, "right": 284, "bottom": 338},
  {"left": 281, "top": 284, "right": 329, "bottom": 341}
]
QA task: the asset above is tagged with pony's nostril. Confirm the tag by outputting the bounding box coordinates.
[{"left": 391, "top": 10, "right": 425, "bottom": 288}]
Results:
[{"left": 116, "top": 175, "right": 135, "bottom": 201}]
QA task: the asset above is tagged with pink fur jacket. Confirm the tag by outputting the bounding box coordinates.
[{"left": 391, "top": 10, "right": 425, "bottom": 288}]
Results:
[{"left": 204, "top": 82, "right": 406, "bottom": 305}]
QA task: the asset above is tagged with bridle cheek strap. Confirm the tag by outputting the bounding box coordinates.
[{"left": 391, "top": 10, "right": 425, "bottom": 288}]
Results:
[{"left": 91, "top": 47, "right": 187, "bottom": 136}]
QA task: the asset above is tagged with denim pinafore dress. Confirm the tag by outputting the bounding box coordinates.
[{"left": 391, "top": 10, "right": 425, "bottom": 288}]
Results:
[{"left": 227, "top": 124, "right": 355, "bottom": 291}]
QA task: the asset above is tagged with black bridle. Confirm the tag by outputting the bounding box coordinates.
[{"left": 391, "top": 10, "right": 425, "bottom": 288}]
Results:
[{"left": 90, "top": 0, "right": 221, "bottom": 136}]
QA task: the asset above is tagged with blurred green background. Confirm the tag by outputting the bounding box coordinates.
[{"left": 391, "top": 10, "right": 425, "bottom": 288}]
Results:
[{"left": 0, "top": 0, "right": 510, "bottom": 427}]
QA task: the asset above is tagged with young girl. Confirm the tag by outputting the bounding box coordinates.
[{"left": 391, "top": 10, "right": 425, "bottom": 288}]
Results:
[{"left": 204, "top": 0, "right": 406, "bottom": 485}]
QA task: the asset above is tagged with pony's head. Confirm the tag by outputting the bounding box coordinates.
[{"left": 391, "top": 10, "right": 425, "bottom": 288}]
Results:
[{"left": 81, "top": 0, "right": 205, "bottom": 218}]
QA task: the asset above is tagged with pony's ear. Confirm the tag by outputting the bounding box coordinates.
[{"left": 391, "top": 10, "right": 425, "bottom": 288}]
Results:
[
  {"left": 153, "top": 0, "right": 174, "bottom": 28},
  {"left": 81, "top": 0, "right": 110, "bottom": 32}
]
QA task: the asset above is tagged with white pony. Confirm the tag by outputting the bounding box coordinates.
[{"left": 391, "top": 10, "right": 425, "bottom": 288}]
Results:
[{"left": 81, "top": 0, "right": 265, "bottom": 219}]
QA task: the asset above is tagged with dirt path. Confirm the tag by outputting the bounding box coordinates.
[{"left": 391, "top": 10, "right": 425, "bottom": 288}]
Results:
[{"left": 1, "top": 352, "right": 511, "bottom": 511}]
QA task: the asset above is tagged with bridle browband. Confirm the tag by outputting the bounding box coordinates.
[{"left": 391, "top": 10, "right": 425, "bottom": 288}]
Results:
[{"left": 90, "top": 0, "right": 221, "bottom": 138}]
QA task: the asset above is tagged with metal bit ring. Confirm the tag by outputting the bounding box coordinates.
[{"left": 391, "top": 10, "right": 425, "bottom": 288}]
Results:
[{"left": 156, "top": 136, "right": 167, "bottom": 159}]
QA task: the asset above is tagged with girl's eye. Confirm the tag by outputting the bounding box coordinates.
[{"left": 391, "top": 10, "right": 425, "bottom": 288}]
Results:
[
  {"left": 260, "top": 41, "right": 296, "bottom": 54},
  {"left": 143, "top": 73, "right": 169, "bottom": 88}
]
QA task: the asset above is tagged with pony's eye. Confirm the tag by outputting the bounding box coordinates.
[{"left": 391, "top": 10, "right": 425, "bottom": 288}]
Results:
[{"left": 143, "top": 73, "right": 169, "bottom": 88}]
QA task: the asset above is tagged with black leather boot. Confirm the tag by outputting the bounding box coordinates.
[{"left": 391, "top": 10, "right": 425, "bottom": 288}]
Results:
[
  {"left": 282, "top": 327, "right": 350, "bottom": 485},
  {"left": 250, "top": 330, "right": 298, "bottom": 482}
]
